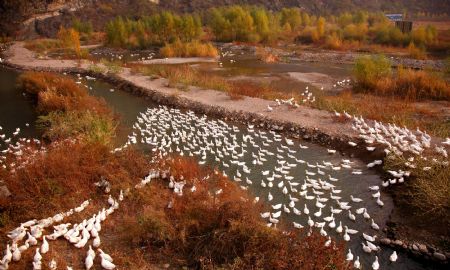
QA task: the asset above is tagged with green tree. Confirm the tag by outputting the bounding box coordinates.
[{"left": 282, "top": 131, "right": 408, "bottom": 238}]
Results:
[
  {"left": 280, "top": 8, "right": 302, "bottom": 31},
  {"left": 353, "top": 55, "right": 392, "bottom": 89},
  {"left": 251, "top": 8, "right": 270, "bottom": 42}
]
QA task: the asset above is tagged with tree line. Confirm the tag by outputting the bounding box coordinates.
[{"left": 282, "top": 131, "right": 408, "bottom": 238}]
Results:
[{"left": 103, "top": 5, "right": 439, "bottom": 50}]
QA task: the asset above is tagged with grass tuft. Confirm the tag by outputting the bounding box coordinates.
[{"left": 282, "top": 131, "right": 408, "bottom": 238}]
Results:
[{"left": 160, "top": 40, "right": 219, "bottom": 58}]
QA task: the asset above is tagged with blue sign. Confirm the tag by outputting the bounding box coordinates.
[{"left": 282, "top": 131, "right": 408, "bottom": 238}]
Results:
[{"left": 385, "top": 14, "right": 403, "bottom": 21}]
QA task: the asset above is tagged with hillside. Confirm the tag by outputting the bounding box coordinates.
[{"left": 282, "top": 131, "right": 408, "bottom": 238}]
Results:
[
  {"left": 159, "top": 0, "right": 450, "bottom": 15},
  {"left": 1, "top": 0, "right": 450, "bottom": 37}
]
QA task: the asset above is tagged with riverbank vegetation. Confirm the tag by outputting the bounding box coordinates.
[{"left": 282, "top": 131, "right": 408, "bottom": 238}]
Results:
[
  {"left": 313, "top": 54, "right": 450, "bottom": 137},
  {"left": 160, "top": 40, "right": 218, "bottom": 58},
  {"left": 102, "top": 6, "right": 447, "bottom": 57},
  {"left": 131, "top": 64, "right": 302, "bottom": 101},
  {"left": 353, "top": 55, "right": 450, "bottom": 100},
  {"left": 384, "top": 154, "right": 450, "bottom": 222},
  {"left": 17, "top": 72, "right": 115, "bottom": 144},
  {"left": 25, "top": 27, "right": 88, "bottom": 59}
]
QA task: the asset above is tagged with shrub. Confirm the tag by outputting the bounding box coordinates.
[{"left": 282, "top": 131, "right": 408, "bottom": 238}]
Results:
[
  {"left": 160, "top": 40, "right": 219, "bottom": 58},
  {"left": 353, "top": 54, "right": 391, "bottom": 89},
  {"left": 37, "top": 111, "right": 116, "bottom": 145},
  {"left": 132, "top": 64, "right": 230, "bottom": 92},
  {"left": 384, "top": 154, "right": 450, "bottom": 222},
  {"left": 17, "top": 72, "right": 111, "bottom": 115},
  {"left": 378, "top": 67, "right": 450, "bottom": 100},
  {"left": 255, "top": 47, "right": 279, "bottom": 63},
  {"left": 0, "top": 142, "right": 149, "bottom": 226},
  {"left": 57, "top": 27, "right": 82, "bottom": 58},
  {"left": 408, "top": 42, "right": 427, "bottom": 59},
  {"left": 72, "top": 18, "right": 93, "bottom": 36},
  {"left": 324, "top": 32, "right": 342, "bottom": 49}
]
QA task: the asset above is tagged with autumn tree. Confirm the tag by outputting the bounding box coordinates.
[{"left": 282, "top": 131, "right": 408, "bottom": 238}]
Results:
[{"left": 57, "top": 27, "right": 81, "bottom": 58}]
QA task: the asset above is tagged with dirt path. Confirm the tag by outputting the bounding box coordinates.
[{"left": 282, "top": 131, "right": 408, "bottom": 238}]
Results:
[{"left": 4, "top": 42, "right": 357, "bottom": 141}]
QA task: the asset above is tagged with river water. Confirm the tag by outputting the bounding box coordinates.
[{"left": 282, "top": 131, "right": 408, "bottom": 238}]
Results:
[{"left": 0, "top": 65, "right": 434, "bottom": 270}]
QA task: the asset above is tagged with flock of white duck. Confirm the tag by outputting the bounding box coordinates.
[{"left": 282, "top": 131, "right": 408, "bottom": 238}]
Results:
[
  {"left": 0, "top": 191, "right": 121, "bottom": 270},
  {"left": 111, "top": 104, "right": 449, "bottom": 270},
  {"left": 0, "top": 125, "right": 167, "bottom": 269}
]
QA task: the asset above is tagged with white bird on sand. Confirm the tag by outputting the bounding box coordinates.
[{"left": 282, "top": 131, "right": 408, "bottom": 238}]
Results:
[
  {"left": 343, "top": 230, "right": 350, "bottom": 241},
  {"left": 267, "top": 105, "right": 273, "bottom": 112},
  {"left": 363, "top": 233, "right": 377, "bottom": 242}
]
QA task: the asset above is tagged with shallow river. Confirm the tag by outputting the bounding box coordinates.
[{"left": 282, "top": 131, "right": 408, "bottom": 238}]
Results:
[{"left": 0, "top": 65, "right": 434, "bottom": 270}]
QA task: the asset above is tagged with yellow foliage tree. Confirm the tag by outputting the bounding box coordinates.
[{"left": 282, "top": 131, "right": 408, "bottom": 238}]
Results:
[
  {"left": 57, "top": 27, "right": 81, "bottom": 58},
  {"left": 317, "top": 17, "right": 326, "bottom": 37}
]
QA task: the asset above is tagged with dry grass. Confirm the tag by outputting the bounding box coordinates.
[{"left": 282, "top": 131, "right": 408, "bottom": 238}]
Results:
[
  {"left": 24, "top": 39, "right": 62, "bottom": 54},
  {"left": 160, "top": 40, "right": 219, "bottom": 58},
  {"left": 315, "top": 90, "right": 450, "bottom": 137},
  {"left": 384, "top": 154, "right": 450, "bottom": 222},
  {"left": 370, "top": 67, "right": 450, "bottom": 101},
  {"left": 131, "top": 64, "right": 230, "bottom": 92},
  {"left": 0, "top": 142, "right": 149, "bottom": 227},
  {"left": 354, "top": 56, "right": 450, "bottom": 101},
  {"left": 25, "top": 38, "right": 89, "bottom": 59},
  {"left": 132, "top": 64, "right": 302, "bottom": 102},
  {"left": 255, "top": 47, "right": 279, "bottom": 63},
  {"left": 17, "top": 72, "right": 111, "bottom": 115}
]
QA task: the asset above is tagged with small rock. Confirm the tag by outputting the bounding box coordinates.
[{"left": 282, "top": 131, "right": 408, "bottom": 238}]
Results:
[
  {"left": 394, "top": 240, "right": 403, "bottom": 246},
  {"left": 419, "top": 244, "right": 427, "bottom": 253},
  {"left": 380, "top": 238, "right": 391, "bottom": 245},
  {"left": 412, "top": 244, "right": 418, "bottom": 251},
  {"left": 433, "top": 252, "right": 446, "bottom": 261},
  {"left": 163, "top": 263, "right": 170, "bottom": 268}
]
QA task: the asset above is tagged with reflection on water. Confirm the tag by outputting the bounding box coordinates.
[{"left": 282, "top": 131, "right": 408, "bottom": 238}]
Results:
[{"left": 0, "top": 67, "right": 39, "bottom": 145}]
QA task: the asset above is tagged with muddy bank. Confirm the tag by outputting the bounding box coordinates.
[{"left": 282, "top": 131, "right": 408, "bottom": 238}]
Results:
[{"left": 287, "top": 72, "right": 335, "bottom": 89}]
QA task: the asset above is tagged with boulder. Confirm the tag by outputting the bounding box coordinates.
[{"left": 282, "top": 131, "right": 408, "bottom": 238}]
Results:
[{"left": 433, "top": 252, "right": 446, "bottom": 261}]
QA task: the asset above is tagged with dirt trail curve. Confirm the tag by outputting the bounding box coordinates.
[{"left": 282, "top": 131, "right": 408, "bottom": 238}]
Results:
[{"left": 3, "top": 42, "right": 358, "bottom": 141}]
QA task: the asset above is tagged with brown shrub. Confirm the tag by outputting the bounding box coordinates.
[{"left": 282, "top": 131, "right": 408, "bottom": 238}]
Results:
[
  {"left": 314, "top": 90, "right": 450, "bottom": 137},
  {"left": 373, "top": 67, "right": 450, "bottom": 101},
  {"left": 17, "top": 72, "right": 111, "bottom": 115},
  {"left": 160, "top": 40, "right": 219, "bottom": 58},
  {"left": 0, "top": 142, "right": 150, "bottom": 226}
]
